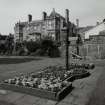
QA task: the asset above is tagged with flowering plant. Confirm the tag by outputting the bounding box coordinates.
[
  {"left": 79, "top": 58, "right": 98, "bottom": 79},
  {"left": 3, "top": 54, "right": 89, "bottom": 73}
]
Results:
[{"left": 3, "top": 63, "right": 93, "bottom": 92}]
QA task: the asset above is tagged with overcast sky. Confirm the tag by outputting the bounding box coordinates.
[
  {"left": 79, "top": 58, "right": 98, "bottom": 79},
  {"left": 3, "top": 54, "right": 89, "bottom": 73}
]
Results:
[{"left": 0, "top": 0, "right": 105, "bottom": 34}]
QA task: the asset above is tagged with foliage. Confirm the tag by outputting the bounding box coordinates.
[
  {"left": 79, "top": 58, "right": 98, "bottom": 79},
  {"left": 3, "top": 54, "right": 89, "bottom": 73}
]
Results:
[
  {"left": 48, "top": 46, "right": 60, "bottom": 57},
  {"left": 40, "top": 39, "right": 61, "bottom": 57},
  {"left": 41, "top": 39, "right": 54, "bottom": 50},
  {"left": 28, "top": 38, "right": 61, "bottom": 57},
  {"left": 0, "top": 35, "right": 14, "bottom": 55},
  {"left": 30, "top": 49, "right": 45, "bottom": 56},
  {"left": 25, "top": 41, "right": 41, "bottom": 53},
  {"left": 16, "top": 47, "right": 26, "bottom": 56},
  {"left": 0, "top": 34, "right": 61, "bottom": 57}
]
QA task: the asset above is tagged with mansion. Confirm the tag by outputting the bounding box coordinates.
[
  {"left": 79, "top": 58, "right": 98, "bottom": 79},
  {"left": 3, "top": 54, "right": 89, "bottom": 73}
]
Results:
[{"left": 14, "top": 9, "right": 77, "bottom": 43}]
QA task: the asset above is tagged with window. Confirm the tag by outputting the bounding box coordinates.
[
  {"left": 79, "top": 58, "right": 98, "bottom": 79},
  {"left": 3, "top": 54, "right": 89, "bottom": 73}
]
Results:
[
  {"left": 47, "top": 21, "right": 52, "bottom": 29},
  {"left": 26, "top": 27, "right": 29, "bottom": 31},
  {"left": 34, "top": 26, "right": 37, "bottom": 30},
  {"left": 63, "top": 21, "right": 66, "bottom": 27}
]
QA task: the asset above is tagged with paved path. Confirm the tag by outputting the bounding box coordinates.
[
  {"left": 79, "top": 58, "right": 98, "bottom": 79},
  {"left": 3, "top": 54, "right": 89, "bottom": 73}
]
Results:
[{"left": 86, "top": 60, "right": 105, "bottom": 105}]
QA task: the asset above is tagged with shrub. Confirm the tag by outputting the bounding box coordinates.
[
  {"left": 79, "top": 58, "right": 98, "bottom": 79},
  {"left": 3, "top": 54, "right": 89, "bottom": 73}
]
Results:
[
  {"left": 41, "top": 39, "right": 53, "bottom": 50},
  {"left": 48, "top": 46, "right": 61, "bottom": 57},
  {"left": 15, "top": 39, "right": 61, "bottom": 57},
  {"left": 30, "top": 49, "right": 45, "bottom": 56},
  {"left": 40, "top": 39, "right": 61, "bottom": 57},
  {"left": 16, "top": 48, "right": 25, "bottom": 56},
  {"left": 25, "top": 41, "right": 40, "bottom": 53}
]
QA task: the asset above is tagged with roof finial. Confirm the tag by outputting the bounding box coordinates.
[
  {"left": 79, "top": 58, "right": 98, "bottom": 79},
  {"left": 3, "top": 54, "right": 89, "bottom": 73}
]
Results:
[
  {"left": 53, "top": 8, "right": 55, "bottom": 13},
  {"left": 52, "top": 8, "right": 56, "bottom": 17},
  {"left": 19, "top": 20, "right": 20, "bottom": 23}
]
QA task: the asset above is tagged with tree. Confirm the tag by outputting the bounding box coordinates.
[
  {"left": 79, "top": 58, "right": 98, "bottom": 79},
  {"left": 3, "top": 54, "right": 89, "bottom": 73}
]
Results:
[{"left": 5, "top": 34, "right": 14, "bottom": 54}]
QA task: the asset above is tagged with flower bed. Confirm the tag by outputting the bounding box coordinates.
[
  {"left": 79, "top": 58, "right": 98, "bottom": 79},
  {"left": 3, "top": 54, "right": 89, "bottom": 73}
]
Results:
[
  {"left": 0, "top": 81, "right": 72, "bottom": 101},
  {"left": 69, "top": 63, "right": 95, "bottom": 69},
  {"left": 0, "top": 63, "right": 93, "bottom": 100}
]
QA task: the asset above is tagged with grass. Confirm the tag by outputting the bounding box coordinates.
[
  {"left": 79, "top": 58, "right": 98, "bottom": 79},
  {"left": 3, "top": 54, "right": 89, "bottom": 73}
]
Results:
[{"left": 0, "top": 57, "right": 42, "bottom": 64}]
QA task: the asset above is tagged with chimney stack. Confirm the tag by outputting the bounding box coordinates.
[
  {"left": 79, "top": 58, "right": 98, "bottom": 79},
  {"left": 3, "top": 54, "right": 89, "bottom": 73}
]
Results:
[
  {"left": 96, "top": 22, "right": 99, "bottom": 25},
  {"left": 103, "top": 19, "right": 105, "bottom": 22},
  {"left": 28, "top": 14, "right": 32, "bottom": 22},
  {"left": 76, "top": 19, "right": 79, "bottom": 28},
  {"left": 42, "top": 12, "right": 47, "bottom": 20},
  {"left": 65, "top": 9, "right": 69, "bottom": 24}
]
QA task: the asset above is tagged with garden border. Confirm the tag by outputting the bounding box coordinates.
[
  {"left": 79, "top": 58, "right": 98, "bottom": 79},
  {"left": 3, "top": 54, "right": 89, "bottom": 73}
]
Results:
[
  {"left": 67, "top": 71, "right": 90, "bottom": 82},
  {"left": 0, "top": 82, "right": 72, "bottom": 101},
  {"left": 0, "top": 67, "right": 90, "bottom": 101}
]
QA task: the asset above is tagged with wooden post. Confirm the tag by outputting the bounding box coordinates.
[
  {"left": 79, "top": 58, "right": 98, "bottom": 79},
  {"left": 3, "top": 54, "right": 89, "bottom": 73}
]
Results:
[
  {"left": 97, "top": 44, "right": 100, "bottom": 58},
  {"left": 86, "top": 44, "right": 88, "bottom": 56},
  {"left": 76, "top": 19, "right": 79, "bottom": 55},
  {"left": 65, "top": 9, "right": 69, "bottom": 70}
]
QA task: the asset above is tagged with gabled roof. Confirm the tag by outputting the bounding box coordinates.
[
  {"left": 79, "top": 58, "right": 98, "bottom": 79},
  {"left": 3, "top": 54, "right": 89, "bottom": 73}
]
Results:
[
  {"left": 78, "top": 26, "right": 94, "bottom": 34},
  {"left": 49, "top": 8, "right": 65, "bottom": 19},
  {"left": 99, "top": 30, "right": 105, "bottom": 35},
  {"left": 16, "top": 21, "right": 28, "bottom": 27},
  {"left": 84, "top": 21, "right": 105, "bottom": 34}
]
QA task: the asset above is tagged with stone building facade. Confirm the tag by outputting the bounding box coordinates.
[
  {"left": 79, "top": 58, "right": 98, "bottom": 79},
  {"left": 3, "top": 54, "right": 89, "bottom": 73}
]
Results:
[{"left": 14, "top": 9, "right": 77, "bottom": 43}]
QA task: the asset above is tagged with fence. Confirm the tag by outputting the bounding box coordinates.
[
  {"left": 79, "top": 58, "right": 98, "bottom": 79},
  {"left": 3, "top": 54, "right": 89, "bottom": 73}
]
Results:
[{"left": 79, "top": 44, "right": 105, "bottom": 59}]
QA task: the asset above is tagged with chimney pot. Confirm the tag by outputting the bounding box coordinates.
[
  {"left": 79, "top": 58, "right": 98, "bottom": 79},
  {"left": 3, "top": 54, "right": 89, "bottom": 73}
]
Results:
[
  {"left": 42, "top": 12, "right": 47, "bottom": 20},
  {"left": 76, "top": 19, "right": 79, "bottom": 28},
  {"left": 28, "top": 14, "right": 32, "bottom": 22}
]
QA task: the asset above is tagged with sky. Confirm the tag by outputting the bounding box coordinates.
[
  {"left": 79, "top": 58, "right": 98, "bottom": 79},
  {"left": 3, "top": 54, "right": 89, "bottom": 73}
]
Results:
[{"left": 0, "top": 0, "right": 105, "bottom": 34}]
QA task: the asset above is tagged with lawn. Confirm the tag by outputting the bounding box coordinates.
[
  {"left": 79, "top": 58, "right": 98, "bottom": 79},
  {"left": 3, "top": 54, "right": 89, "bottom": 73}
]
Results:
[
  {"left": 0, "top": 57, "right": 42, "bottom": 64},
  {"left": 0, "top": 57, "right": 64, "bottom": 81}
]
